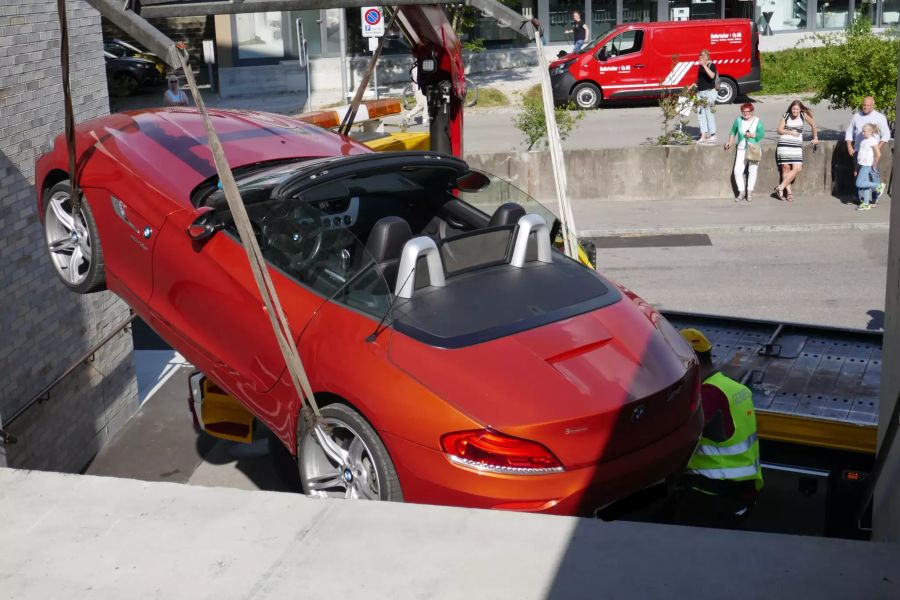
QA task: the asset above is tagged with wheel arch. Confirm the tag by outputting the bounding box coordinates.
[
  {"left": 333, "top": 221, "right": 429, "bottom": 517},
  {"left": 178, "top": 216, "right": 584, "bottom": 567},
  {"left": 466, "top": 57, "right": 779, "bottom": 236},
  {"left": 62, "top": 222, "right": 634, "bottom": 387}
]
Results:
[
  {"left": 289, "top": 390, "right": 380, "bottom": 455},
  {"left": 570, "top": 78, "right": 603, "bottom": 99},
  {"left": 39, "top": 169, "right": 70, "bottom": 216}
]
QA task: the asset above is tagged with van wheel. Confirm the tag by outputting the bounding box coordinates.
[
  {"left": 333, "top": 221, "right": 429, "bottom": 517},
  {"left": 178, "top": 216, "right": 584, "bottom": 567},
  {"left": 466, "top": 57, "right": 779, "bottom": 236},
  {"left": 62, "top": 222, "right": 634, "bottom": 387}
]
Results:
[
  {"left": 716, "top": 78, "right": 738, "bottom": 104},
  {"left": 571, "top": 83, "right": 601, "bottom": 110}
]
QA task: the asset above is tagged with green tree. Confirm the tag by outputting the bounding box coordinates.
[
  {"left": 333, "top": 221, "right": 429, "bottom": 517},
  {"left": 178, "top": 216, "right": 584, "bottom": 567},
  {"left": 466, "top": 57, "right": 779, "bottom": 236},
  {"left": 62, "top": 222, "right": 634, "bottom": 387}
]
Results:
[
  {"left": 656, "top": 84, "right": 703, "bottom": 145},
  {"left": 807, "top": 17, "right": 899, "bottom": 121},
  {"left": 514, "top": 96, "right": 584, "bottom": 150}
]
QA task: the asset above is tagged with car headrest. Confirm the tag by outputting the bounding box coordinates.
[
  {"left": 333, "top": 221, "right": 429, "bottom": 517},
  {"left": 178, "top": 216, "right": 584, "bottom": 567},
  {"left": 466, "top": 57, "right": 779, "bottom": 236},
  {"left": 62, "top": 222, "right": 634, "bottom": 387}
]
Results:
[
  {"left": 366, "top": 216, "right": 412, "bottom": 264},
  {"left": 488, "top": 202, "right": 526, "bottom": 228}
]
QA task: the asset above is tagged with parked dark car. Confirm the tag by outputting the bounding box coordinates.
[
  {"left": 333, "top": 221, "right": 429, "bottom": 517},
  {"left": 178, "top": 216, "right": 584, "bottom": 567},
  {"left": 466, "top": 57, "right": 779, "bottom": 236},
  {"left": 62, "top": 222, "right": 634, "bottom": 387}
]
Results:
[
  {"left": 104, "top": 38, "right": 166, "bottom": 81},
  {"left": 104, "top": 51, "right": 159, "bottom": 94}
]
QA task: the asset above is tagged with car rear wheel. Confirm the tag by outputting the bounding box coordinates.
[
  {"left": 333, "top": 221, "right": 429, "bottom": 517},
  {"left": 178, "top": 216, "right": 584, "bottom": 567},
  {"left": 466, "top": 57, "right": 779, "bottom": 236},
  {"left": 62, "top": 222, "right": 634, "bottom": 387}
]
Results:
[
  {"left": 571, "top": 82, "right": 601, "bottom": 110},
  {"left": 43, "top": 181, "right": 107, "bottom": 294},
  {"left": 297, "top": 403, "right": 403, "bottom": 501},
  {"left": 716, "top": 78, "right": 738, "bottom": 104}
]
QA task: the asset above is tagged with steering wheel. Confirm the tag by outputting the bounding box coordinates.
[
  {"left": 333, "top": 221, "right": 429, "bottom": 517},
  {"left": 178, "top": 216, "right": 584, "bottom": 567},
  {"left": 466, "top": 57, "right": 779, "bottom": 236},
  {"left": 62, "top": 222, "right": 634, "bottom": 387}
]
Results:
[{"left": 262, "top": 214, "right": 324, "bottom": 275}]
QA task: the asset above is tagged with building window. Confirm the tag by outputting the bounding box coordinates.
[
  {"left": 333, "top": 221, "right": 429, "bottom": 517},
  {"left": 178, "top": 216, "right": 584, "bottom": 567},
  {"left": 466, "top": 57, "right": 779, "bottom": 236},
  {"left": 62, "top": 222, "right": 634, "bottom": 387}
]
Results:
[
  {"left": 592, "top": 0, "right": 617, "bottom": 36},
  {"left": 236, "top": 12, "right": 287, "bottom": 60},
  {"left": 883, "top": 0, "right": 900, "bottom": 25},
  {"left": 762, "top": 0, "right": 810, "bottom": 31},
  {"left": 818, "top": 0, "right": 851, "bottom": 27},
  {"left": 623, "top": 0, "right": 659, "bottom": 23},
  {"left": 670, "top": 0, "right": 722, "bottom": 20},
  {"left": 548, "top": 1, "right": 586, "bottom": 44}
]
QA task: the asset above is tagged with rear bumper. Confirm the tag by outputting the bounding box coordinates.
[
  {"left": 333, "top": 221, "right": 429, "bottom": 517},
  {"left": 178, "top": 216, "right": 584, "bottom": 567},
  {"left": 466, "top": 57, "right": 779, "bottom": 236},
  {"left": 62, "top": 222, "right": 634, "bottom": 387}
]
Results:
[
  {"left": 384, "top": 405, "right": 703, "bottom": 518},
  {"left": 737, "top": 65, "right": 762, "bottom": 95}
]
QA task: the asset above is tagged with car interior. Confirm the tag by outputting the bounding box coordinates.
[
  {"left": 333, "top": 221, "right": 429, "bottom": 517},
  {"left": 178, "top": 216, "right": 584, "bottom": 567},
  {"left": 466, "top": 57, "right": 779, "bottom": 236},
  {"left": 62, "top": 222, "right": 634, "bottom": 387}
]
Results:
[{"left": 201, "top": 158, "right": 617, "bottom": 346}]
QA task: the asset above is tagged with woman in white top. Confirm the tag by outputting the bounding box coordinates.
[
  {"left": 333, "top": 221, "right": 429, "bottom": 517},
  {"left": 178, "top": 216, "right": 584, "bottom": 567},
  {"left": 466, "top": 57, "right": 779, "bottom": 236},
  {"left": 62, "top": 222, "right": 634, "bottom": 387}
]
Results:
[
  {"left": 164, "top": 76, "right": 189, "bottom": 107},
  {"left": 774, "top": 100, "right": 819, "bottom": 202}
]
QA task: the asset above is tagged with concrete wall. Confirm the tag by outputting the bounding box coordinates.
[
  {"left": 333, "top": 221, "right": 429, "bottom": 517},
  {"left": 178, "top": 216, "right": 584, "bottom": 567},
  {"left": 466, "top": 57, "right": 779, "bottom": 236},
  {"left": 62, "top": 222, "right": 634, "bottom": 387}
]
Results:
[
  {"left": 465, "top": 141, "right": 893, "bottom": 204},
  {"left": 0, "top": 0, "right": 138, "bottom": 471},
  {"left": 874, "top": 108, "right": 900, "bottom": 543}
]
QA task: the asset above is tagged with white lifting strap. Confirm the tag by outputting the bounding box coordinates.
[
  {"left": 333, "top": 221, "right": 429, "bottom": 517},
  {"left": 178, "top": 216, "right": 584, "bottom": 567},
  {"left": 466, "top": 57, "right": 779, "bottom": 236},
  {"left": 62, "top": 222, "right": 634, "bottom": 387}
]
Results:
[
  {"left": 176, "top": 49, "right": 322, "bottom": 426},
  {"left": 532, "top": 30, "right": 579, "bottom": 259}
]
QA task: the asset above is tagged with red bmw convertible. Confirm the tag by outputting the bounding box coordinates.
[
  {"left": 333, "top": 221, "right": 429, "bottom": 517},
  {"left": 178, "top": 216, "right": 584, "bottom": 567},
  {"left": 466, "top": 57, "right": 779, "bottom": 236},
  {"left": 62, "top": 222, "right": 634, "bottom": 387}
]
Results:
[{"left": 35, "top": 108, "right": 702, "bottom": 516}]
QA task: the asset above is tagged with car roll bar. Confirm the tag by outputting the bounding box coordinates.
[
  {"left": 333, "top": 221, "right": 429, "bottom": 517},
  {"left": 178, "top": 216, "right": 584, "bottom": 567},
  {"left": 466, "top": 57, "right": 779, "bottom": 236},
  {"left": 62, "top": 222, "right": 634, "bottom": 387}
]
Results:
[
  {"left": 511, "top": 214, "right": 553, "bottom": 268},
  {"left": 396, "top": 237, "right": 446, "bottom": 299}
]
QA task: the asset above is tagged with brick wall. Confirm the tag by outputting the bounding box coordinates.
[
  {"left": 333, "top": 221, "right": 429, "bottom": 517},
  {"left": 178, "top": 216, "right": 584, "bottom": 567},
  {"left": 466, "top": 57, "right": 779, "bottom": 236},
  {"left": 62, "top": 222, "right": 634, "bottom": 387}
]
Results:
[
  {"left": 102, "top": 15, "right": 215, "bottom": 83},
  {"left": 0, "top": 0, "right": 137, "bottom": 471}
]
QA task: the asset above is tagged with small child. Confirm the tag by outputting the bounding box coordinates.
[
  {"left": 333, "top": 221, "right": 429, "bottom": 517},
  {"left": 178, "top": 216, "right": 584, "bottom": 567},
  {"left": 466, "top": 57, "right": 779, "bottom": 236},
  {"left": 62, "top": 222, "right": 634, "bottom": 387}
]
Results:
[{"left": 856, "top": 123, "right": 881, "bottom": 211}]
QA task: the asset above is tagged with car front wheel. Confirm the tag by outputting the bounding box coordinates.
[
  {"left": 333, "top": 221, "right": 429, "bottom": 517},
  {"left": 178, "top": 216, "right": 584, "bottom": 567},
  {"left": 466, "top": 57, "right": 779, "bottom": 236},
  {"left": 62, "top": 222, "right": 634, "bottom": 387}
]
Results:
[
  {"left": 297, "top": 403, "right": 403, "bottom": 501},
  {"left": 571, "top": 82, "right": 601, "bottom": 110},
  {"left": 43, "top": 180, "right": 107, "bottom": 294}
]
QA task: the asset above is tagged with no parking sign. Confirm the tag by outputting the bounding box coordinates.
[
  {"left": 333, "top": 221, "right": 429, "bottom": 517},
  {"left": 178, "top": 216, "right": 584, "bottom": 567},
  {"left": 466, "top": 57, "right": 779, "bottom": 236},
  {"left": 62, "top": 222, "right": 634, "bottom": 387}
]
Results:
[{"left": 361, "top": 6, "right": 384, "bottom": 38}]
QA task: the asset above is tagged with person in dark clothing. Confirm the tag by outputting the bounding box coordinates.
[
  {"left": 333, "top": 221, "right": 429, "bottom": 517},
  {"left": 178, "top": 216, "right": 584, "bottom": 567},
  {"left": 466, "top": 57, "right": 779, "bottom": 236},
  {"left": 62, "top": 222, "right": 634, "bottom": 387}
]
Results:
[
  {"left": 564, "top": 11, "right": 589, "bottom": 53},
  {"left": 695, "top": 49, "right": 719, "bottom": 144}
]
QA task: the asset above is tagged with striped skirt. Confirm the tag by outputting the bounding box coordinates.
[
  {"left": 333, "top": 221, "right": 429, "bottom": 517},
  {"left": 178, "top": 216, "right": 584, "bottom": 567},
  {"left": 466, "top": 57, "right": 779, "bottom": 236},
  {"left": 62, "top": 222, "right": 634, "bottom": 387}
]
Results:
[{"left": 776, "top": 134, "right": 803, "bottom": 165}]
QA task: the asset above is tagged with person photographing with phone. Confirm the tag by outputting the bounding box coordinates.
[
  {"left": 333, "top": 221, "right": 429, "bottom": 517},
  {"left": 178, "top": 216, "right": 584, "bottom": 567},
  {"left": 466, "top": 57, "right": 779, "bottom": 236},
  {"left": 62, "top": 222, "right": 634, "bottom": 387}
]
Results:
[
  {"left": 695, "top": 49, "right": 719, "bottom": 144},
  {"left": 724, "top": 103, "right": 764, "bottom": 202}
]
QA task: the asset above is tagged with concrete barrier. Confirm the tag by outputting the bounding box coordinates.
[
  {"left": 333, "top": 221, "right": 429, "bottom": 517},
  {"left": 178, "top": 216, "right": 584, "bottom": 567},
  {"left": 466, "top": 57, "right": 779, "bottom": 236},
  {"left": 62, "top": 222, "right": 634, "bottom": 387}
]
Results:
[{"left": 465, "top": 141, "right": 894, "bottom": 203}]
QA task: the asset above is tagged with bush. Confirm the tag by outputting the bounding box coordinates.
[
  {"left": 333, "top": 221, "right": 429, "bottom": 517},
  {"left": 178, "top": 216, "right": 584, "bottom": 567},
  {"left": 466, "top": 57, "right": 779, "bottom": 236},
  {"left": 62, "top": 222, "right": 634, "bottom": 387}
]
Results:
[
  {"left": 760, "top": 47, "right": 822, "bottom": 94},
  {"left": 513, "top": 95, "right": 583, "bottom": 150},
  {"left": 656, "top": 85, "right": 704, "bottom": 145},
  {"left": 472, "top": 87, "right": 509, "bottom": 108},
  {"left": 805, "top": 18, "right": 899, "bottom": 121}
]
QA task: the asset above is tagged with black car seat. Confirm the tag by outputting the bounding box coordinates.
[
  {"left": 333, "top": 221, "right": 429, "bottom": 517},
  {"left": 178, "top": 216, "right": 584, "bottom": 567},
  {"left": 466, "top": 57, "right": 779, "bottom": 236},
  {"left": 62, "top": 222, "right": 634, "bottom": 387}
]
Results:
[
  {"left": 488, "top": 202, "right": 526, "bottom": 227},
  {"left": 366, "top": 216, "right": 412, "bottom": 290}
]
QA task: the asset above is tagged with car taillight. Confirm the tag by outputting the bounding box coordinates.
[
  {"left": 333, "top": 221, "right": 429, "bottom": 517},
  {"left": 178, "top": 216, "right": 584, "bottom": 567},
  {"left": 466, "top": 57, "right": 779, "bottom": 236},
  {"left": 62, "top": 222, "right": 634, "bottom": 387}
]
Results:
[{"left": 441, "top": 429, "right": 564, "bottom": 475}]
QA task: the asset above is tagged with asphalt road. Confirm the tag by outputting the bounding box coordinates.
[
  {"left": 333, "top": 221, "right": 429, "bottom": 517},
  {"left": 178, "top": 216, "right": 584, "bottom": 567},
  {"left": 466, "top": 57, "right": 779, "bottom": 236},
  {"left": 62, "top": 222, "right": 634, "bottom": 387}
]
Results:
[
  {"left": 463, "top": 94, "right": 861, "bottom": 154},
  {"left": 596, "top": 228, "right": 889, "bottom": 331}
]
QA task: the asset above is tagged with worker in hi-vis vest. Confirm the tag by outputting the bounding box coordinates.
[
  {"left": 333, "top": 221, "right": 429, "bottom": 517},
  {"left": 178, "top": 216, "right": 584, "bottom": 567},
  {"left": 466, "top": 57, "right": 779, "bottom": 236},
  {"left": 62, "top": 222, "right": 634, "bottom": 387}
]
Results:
[{"left": 675, "top": 328, "right": 764, "bottom": 526}]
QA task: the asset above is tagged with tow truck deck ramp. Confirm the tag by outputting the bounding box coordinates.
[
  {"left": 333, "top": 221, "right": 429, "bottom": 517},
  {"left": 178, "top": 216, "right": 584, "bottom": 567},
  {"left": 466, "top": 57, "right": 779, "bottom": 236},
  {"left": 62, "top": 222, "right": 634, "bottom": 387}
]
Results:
[
  {"left": 1, "top": 468, "right": 897, "bottom": 599},
  {"left": 664, "top": 311, "right": 881, "bottom": 455}
]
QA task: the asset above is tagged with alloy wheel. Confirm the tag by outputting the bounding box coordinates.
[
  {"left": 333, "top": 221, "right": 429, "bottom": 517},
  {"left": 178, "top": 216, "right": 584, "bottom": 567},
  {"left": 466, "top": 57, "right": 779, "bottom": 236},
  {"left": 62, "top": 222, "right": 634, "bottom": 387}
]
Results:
[
  {"left": 300, "top": 418, "right": 382, "bottom": 500},
  {"left": 45, "top": 189, "right": 92, "bottom": 287}
]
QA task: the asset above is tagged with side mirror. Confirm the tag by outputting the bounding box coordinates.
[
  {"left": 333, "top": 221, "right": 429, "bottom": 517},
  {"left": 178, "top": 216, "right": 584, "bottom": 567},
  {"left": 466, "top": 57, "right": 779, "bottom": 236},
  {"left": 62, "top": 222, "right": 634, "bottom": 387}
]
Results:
[{"left": 186, "top": 206, "right": 222, "bottom": 242}]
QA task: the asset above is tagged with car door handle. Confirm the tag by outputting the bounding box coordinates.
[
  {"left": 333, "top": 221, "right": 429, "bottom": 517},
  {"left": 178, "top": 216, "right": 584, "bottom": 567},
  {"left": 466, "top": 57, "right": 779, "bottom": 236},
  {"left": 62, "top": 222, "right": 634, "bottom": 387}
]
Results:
[{"left": 634, "top": 64, "right": 645, "bottom": 68}]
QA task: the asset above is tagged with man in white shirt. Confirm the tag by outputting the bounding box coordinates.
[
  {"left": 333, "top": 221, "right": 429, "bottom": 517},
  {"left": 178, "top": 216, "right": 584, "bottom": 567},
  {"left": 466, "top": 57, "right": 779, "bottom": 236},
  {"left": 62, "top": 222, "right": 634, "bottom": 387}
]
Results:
[{"left": 845, "top": 96, "right": 891, "bottom": 204}]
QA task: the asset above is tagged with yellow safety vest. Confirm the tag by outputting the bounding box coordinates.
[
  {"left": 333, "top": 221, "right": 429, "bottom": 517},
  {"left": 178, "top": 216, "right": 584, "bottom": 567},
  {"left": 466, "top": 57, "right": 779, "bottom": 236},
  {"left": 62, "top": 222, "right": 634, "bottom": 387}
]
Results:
[{"left": 686, "top": 372, "right": 763, "bottom": 491}]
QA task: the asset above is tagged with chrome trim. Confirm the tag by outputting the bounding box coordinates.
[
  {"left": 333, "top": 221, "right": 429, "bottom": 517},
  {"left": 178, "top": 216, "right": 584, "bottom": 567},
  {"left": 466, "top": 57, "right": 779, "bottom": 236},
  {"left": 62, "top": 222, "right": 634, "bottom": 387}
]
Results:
[{"left": 446, "top": 454, "right": 565, "bottom": 475}]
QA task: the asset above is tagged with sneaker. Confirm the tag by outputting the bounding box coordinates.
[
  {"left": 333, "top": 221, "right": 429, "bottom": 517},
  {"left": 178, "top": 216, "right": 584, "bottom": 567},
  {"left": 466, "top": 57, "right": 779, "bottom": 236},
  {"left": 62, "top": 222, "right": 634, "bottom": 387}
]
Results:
[
  {"left": 746, "top": 192, "right": 752, "bottom": 202},
  {"left": 876, "top": 182, "right": 887, "bottom": 195},
  {"left": 708, "top": 135, "right": 717, "bottom": 143},
  {"left": 857, "top": 202, "right": 871, "bottom": 211},
  {"left": 735, "top": 193, "right": 743, "bottom": 202}
]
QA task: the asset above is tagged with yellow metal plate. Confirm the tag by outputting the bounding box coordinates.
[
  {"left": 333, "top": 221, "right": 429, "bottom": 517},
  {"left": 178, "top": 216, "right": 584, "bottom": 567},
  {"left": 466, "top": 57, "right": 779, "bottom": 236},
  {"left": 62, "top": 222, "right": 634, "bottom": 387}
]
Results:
[
  {"left": 757, "top": 411, "right": 876, "bottom": 455},
  {"left": 362, "top": 132, "right": 431, "bottom": 152},
  {"left": 199, "top": 379, "right": 254, "bottom": 444}
]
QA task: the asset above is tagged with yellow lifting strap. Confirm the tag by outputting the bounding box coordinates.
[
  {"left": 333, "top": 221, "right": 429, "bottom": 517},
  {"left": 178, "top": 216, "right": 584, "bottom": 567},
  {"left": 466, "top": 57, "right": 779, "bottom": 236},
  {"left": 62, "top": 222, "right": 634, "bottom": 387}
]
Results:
[{"left": 174, "top": 48, "right": 324, "bottom": 431}]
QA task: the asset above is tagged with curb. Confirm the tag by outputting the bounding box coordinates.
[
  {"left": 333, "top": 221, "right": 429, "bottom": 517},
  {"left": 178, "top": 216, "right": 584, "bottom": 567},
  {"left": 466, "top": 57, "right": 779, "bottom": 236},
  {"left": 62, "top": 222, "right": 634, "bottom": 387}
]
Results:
[{"left": 578, "top": 221, "right": 891, "bottom": 237}]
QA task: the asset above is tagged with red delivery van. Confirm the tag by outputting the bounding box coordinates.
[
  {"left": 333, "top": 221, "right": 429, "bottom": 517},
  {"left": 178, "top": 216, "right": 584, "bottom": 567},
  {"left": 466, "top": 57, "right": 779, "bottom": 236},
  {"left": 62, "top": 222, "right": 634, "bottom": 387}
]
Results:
[{"left": 549, "top": 18, "right": 761, "bottom": 109}]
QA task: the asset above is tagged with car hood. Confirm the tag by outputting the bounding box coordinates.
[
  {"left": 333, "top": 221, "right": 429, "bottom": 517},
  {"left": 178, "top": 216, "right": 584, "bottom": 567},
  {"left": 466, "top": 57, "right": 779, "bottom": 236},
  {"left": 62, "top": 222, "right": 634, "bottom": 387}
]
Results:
[
  {"left": 388, "top": 292, "right": 698, "bottom": 469},
  {"left": 67, "top": 109, "right": 370, "bottom": 208}
]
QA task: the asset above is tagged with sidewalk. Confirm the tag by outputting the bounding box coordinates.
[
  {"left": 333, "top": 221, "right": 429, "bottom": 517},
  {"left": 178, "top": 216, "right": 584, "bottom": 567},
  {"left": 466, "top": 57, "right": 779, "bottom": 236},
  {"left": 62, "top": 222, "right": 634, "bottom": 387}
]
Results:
[{"left": 573, "top": 194, "right": 891, "bottom": 237}]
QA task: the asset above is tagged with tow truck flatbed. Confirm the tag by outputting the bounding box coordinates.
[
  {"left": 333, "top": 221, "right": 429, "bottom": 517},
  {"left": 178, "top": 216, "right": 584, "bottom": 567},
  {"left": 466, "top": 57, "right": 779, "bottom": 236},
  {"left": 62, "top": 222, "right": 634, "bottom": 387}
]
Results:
[{"left": 662, "top": 310, "right": 880, "bottom": 455}]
